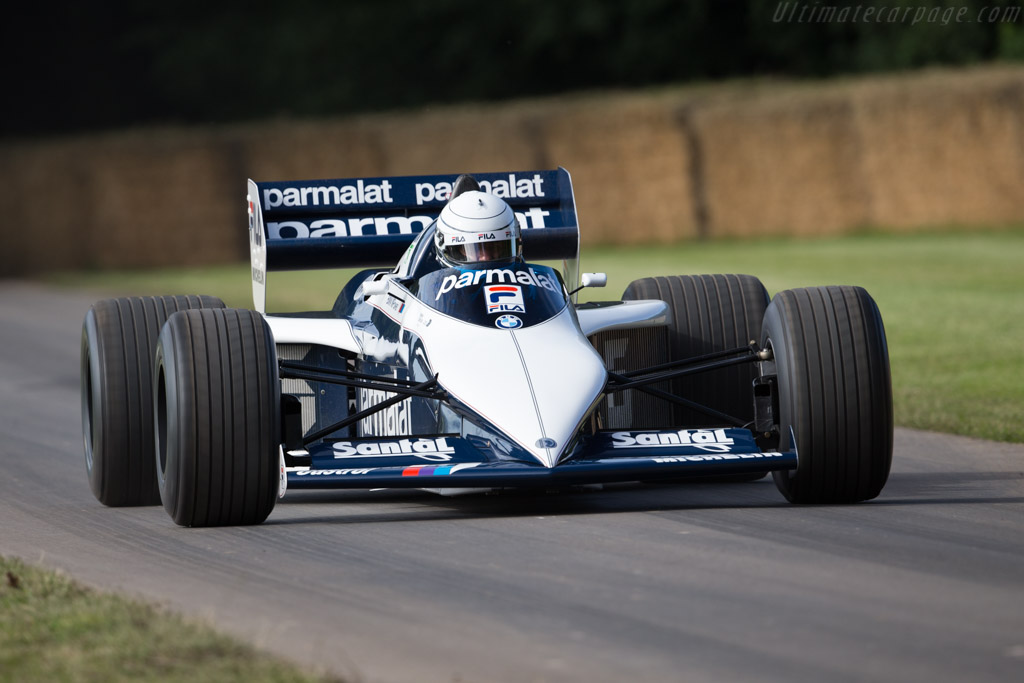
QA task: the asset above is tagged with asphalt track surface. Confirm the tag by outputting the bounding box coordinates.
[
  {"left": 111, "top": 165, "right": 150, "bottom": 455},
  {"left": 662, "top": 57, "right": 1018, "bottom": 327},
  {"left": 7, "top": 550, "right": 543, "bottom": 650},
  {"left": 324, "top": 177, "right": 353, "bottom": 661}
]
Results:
[{"left": 1, "top": 281, "right": 1022, "bottom": 683}]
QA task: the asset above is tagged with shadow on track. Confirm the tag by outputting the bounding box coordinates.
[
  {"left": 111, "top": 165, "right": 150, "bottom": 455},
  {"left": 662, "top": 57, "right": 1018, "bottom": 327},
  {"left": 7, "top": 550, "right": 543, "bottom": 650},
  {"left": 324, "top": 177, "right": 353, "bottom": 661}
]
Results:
[
  {"left": 266, "top": 469, "right": 1024, "bottom": 526},
  {"left": 268, "top": 480, "right": 794, "bottom": 526}
]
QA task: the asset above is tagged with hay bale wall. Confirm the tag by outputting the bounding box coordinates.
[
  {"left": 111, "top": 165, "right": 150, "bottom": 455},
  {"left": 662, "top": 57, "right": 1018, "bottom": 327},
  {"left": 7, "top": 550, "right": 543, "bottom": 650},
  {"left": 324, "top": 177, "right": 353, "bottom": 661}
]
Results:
[{"left": 1, "top": 65, "right": 1023, "bottom": 276}]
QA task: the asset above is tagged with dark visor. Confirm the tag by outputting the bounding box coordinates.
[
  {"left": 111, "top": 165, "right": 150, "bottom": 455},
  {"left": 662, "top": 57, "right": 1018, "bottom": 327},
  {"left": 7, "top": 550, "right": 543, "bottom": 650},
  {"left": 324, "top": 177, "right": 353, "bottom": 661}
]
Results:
[{"left": 446, "top": 239, "right": 515, "bottom": 263}]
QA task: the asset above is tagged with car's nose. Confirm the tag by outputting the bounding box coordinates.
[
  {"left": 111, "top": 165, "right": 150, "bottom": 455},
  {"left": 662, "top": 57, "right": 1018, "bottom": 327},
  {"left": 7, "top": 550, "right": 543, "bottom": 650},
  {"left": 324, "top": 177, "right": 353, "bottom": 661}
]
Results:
[{"left": 415, "top": 306, "right": 607, "bottom": 467}]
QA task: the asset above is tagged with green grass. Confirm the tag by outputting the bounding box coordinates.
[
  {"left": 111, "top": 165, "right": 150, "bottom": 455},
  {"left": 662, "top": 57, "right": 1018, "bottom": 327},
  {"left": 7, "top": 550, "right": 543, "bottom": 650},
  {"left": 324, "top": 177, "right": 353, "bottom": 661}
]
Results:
[
  {"left": 45, "top": 227, "right": 1024, "bottom": 443},
  {"left": 581, "top": 228, "right": 1024, "bottom": 444},
  {"left": 0, "top": 556, "right": 341, "bottom": 683}
]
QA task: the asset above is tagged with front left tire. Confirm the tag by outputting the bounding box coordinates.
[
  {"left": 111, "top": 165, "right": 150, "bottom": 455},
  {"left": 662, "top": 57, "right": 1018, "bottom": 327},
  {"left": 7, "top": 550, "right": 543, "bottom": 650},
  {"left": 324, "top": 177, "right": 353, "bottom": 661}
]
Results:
[{"left": 155, "top": 308, "right": 280, "bottom": 526}]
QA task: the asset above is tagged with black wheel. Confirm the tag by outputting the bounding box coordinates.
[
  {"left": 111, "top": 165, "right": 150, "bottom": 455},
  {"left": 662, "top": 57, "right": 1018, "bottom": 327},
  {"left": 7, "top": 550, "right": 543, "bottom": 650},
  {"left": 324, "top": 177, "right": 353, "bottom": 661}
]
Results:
[
  {"left": 81, "top": 295, "right": 225, "bottom": 507},
  {"left": 761, "top": 286, "right": 893, "bottom": 504},
  {"left": 155, "top": 308, "right": 280, "bottom": 527},
  {"left": 623, "top": 274, "right": 769, "bottom": 428}
]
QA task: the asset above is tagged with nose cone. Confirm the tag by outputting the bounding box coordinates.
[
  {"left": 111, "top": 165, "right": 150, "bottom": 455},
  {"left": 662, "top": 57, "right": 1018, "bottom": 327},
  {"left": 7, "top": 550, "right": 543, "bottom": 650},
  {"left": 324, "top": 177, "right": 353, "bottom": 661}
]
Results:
[
  {"left": 418, "top": 306, "right": 607, "bottom": 467},
  {"left": 504, "top": 308, "right": 608, "bottom": 465}
]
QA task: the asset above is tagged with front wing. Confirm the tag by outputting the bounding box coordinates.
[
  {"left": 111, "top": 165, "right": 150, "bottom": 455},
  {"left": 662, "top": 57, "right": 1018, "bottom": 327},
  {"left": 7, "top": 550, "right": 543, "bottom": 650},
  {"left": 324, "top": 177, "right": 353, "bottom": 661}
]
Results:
[{"left": 285, "top": 428, "right": 797, "bottom": 490}]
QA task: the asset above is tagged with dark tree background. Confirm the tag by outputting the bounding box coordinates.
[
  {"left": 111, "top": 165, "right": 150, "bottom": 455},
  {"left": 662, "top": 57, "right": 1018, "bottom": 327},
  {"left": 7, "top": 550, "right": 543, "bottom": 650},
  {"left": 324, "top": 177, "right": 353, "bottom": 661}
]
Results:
[{"left": 3, "top": 0, "right": 1022, "bottom": 138}]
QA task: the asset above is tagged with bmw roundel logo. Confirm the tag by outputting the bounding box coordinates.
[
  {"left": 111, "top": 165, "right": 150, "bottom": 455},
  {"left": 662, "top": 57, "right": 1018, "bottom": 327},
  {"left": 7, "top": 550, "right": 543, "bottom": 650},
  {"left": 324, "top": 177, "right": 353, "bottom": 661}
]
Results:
[{"left": 495, "top": 314, "right": 523, "bottom": 329}]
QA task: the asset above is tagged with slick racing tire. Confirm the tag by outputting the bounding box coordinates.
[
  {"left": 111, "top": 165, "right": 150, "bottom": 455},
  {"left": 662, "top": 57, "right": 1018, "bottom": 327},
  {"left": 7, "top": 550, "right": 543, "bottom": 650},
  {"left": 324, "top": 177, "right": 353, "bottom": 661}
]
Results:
[
  {"left": 623, "top": 274, "right": 769, "bottom": 429},
  {"left": 155, "top": 308, "right": 280, "bottom": 527},
  {"left": 82, "top": 295, "right": 225, "bottom": 507},
  {"left": 761, "top": 286, "right": 893, "bottom": 504}
]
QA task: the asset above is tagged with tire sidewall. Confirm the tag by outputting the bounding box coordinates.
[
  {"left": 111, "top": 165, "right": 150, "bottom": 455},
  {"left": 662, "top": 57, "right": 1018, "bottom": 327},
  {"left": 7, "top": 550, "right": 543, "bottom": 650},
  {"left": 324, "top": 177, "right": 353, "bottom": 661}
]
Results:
[
  {"left": 154, "top": 321, "right": 186, "bottom": 522},
  {"left": 81, "top": 308, "right": 106, "bottom": 500},
  {"left": 760, "top": 299, "right": 799, "bottom": 493}
]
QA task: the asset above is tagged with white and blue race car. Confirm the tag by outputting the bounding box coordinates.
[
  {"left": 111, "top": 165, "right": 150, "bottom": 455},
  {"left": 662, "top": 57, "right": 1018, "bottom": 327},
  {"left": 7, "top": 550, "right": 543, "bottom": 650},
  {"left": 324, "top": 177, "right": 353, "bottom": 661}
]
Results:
[{"left": 81, "top": 168, "right": 893, "bottom": 526}]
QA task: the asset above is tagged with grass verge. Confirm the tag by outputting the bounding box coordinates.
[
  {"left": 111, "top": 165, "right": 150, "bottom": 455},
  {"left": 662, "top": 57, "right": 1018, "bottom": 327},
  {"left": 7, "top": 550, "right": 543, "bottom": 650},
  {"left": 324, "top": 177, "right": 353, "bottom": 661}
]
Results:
[
  {"left": 45, "top": 227, "right": 1024, "bottom": 443},
  {"left": 0, "top": 555, "right": 340, "bottom": 683}
]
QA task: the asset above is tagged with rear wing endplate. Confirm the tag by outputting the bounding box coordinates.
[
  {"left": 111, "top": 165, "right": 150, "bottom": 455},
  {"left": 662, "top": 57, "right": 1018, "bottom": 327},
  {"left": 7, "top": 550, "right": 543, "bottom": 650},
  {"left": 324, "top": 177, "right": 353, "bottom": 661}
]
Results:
[{"left": 246, "top": 168, "right": 580, "bottom": 313}]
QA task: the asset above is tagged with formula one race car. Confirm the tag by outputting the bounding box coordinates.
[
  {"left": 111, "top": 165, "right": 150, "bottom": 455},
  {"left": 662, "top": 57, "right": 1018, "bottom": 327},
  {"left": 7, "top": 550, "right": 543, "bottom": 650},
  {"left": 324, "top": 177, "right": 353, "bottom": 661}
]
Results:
[{"left": 81, "top": 168, "right": 893, "bottom": 527}]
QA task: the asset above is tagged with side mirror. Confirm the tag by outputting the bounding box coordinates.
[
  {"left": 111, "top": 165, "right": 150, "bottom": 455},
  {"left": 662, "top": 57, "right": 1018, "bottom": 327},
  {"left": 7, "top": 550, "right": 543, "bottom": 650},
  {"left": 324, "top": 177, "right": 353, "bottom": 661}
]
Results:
[
  {"left": 568, "top": 272, "right": 608, "bottom": 297},
  {"left": 361, "top": 276, "right": 391, "bottom": 297}
]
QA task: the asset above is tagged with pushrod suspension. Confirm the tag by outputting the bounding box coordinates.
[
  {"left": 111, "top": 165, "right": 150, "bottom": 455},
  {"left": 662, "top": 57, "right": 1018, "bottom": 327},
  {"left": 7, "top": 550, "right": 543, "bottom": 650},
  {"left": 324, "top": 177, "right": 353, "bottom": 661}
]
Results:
[
  {"left": 279, "top": 360, "right": 421, "bottom": 387},
  {"left": 606, "top": 371, "right": 747, "bottom": 427},
  {"left": 604, "top": 343, "right": 767, "bottom": 428},
  {"left": 618, "top": 343, "right": 759, "bottom": 378},
  {"left": 280, "top": 366, "right": 443, "bottom": 399},
  {"left": 606, "top": 346, "right": 761, "bottom": 393},
  {"left": 299, "top": 375, "right": 445, "bottom": 446}
]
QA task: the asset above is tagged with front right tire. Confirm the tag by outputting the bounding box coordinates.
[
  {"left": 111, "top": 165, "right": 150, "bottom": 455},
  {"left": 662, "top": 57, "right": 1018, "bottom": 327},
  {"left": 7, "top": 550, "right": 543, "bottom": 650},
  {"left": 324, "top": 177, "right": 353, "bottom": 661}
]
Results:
[
  {"left": 762, "top": 286, "right": 893, "bottom": 503},
  {"left": 155, "top": 308, "right": 280, "bottom": 527}
]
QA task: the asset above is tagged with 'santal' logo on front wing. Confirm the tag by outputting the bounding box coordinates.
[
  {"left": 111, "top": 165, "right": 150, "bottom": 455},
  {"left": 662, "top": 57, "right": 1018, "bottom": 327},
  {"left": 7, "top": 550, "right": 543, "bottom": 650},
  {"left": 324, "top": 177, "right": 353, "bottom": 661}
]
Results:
[
  {"left": 333, "top": 437, "right": 456, "bottom": 462},
  {"left": 611, "top": 429, "right": 737, "bottom": 453}
]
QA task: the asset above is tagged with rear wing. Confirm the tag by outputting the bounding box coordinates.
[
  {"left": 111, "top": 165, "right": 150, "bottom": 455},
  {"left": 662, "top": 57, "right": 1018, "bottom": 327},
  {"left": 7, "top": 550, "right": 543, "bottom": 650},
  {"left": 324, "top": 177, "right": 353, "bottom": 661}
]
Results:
[{"left": 246, "top": 168, "right": 580, "bottom": 313}]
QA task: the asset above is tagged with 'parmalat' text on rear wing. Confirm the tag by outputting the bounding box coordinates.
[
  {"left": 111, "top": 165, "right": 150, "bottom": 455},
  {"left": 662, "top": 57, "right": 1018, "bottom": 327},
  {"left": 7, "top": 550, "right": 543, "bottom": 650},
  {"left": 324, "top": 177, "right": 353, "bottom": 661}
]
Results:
[{"left": 246, "top": 168, "right": 580, "bottom": 313}]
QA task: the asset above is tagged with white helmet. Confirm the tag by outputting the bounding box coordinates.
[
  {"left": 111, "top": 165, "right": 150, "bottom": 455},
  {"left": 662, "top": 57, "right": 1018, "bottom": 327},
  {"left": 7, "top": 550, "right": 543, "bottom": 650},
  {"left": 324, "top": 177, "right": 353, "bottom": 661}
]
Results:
[{"left": 434, "top": 187, "right": 521, "bottom": 266}]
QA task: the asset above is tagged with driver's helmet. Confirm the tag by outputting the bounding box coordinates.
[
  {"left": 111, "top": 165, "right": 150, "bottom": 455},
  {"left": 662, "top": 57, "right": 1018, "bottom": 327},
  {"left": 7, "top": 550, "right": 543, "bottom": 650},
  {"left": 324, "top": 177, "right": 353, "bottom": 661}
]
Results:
[{"left": 434, "top": 178, "right": 522, "bottom": 266}]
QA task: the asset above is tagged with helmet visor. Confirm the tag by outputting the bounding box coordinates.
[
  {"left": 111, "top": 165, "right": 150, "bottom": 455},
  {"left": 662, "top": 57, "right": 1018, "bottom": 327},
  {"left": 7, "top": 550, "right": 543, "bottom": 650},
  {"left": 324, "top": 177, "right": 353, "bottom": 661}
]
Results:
[{"left": 451, "top": 239, "right": 515, "bottom": 263}]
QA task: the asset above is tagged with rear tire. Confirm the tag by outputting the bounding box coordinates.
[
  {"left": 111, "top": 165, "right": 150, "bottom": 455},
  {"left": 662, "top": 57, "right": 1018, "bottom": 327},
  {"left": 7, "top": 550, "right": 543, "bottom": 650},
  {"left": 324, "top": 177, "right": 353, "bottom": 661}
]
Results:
[
  {"left": 81, "top": 295, "right": 224, "bottom": 506},
  {"left": 624, "top": 275, "right": 770, "bottom": 483},
  {"left": 155, "top": 308, "right": 280, "bottom": 527},
  {"left": 762, "top": 286, "right": 893, "bottom": 503},
  {"left": 623, "top": 274, "right": 769, "bottom": 428}
]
